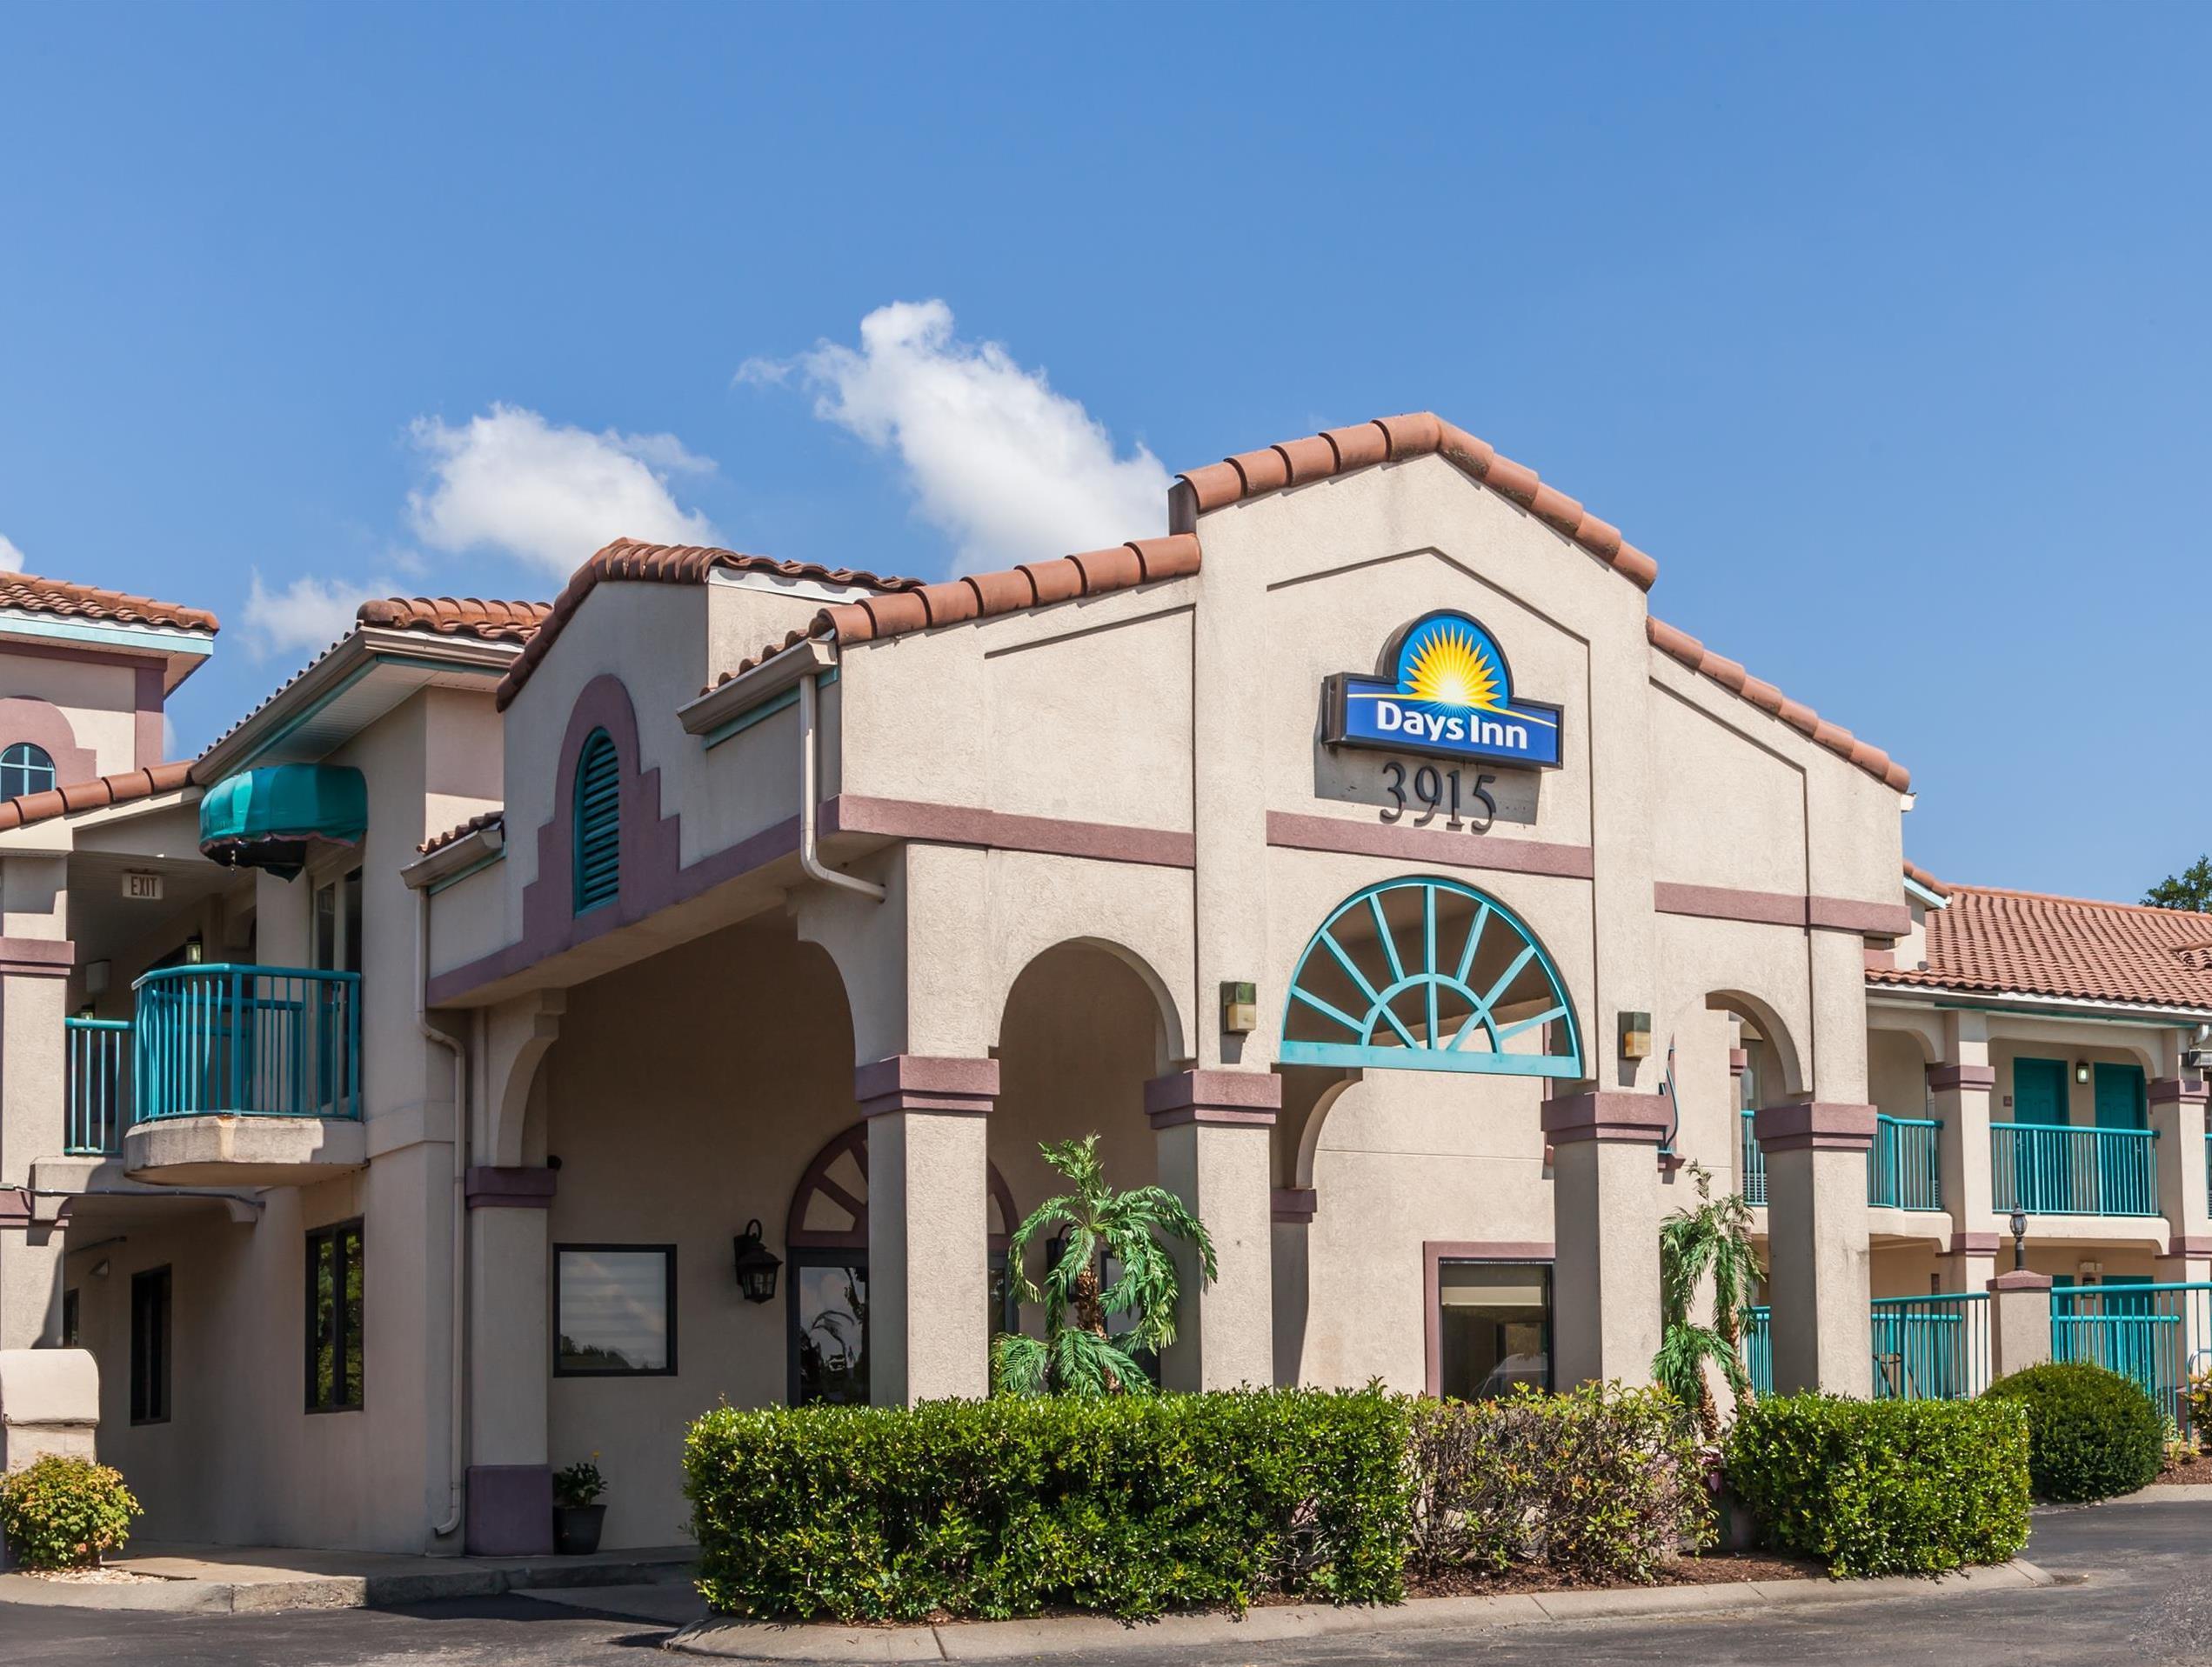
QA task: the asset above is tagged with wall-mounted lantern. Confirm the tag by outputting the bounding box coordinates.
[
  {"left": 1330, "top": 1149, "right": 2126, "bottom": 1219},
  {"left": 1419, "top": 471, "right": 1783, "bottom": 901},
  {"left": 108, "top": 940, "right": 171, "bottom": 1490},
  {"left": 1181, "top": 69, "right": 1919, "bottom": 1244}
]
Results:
[
  {"left": 1618, "top": 1011, "right": 1653, "bottom": 1061},
  {"left": 2074, "top": 1060, "right": 2091, "bottom": 1085},
  {"left": 1220, "top": 981, "right": 1258, "bottom": 1036},
  {"left": 732, "top": 1219, "right": 782, "bottom": 1304}
]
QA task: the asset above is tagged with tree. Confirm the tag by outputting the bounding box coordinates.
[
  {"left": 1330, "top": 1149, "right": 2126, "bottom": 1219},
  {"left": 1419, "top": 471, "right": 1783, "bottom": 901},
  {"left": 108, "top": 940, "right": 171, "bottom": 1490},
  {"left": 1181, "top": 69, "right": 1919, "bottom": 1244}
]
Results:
[
  {"left": 991, "top": 1135, "right": 1217, "bottom": 1397},
  {"left": 2145, "top": 857, "right": 2212, "bottom": 911},
  {"left": 1654, "top": 1162, "right": 1762, "bottom": 1437}
]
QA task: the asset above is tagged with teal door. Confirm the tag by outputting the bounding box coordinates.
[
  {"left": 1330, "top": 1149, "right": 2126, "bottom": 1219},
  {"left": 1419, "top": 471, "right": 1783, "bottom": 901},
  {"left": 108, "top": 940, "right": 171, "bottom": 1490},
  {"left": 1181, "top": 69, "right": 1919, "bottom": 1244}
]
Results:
[
  {"left": 2012, "top": 1058, "right": 2071, "bottom": 1210},
  {"left": 2093, "top": 1064, "right": 2149, "bottom": 1213},
  {"left": 2094, "top": 1064, "right": 2146, "bottom": 1129}
]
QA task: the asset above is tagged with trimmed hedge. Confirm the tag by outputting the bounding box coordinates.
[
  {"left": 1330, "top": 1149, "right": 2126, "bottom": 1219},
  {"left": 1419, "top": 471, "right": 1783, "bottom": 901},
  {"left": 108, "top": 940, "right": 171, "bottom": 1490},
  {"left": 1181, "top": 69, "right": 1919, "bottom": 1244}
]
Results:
[
  {"left": 1985, "top": 1361, "right": 2163, "bottom": 1502},
  {"left": 683, "top": 1387, "right": 1412, "bottom": 1620},
  {"left": 0, "top": 1456, "right": 141, "bottom": 1571},
  {"left": 1408, "top": 1384, "right": 1708, "bottom": 1584},
  {"left": 1723, "top": 1394, "right": 2030, "bottom": 1576}
]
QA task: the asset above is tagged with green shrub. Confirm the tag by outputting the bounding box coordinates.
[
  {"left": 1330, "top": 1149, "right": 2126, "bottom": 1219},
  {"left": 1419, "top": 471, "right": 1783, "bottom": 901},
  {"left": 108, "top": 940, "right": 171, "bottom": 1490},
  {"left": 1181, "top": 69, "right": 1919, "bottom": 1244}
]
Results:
[
  {"left": 0, "top": 1456, "right": 142, "bottom": 1571},
  {"left": 1723, "top": 1395, "right": 2029, "bottom": 1577},
  {"left": 683, "top": 1386, "right": 1411, "bottom": 1621},
  {"left": 1408, "top": 1384, "right": 1709, "bottom": 1584},
  {"left": 1985, "top": 1361, "right": 2163, "bottom": 1502}
]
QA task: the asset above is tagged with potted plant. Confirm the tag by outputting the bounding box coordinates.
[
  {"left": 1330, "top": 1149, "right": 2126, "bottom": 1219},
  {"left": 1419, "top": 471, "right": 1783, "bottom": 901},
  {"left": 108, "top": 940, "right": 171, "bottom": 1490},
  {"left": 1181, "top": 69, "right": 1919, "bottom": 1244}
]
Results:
[{"left": 551, "top": 1455, "right": 606, "bottom": 1555}]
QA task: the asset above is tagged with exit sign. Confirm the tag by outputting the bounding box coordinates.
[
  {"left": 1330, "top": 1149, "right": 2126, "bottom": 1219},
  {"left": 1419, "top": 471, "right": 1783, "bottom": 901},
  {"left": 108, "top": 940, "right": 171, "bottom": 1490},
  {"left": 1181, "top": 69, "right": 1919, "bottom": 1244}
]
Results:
[{"left": 124, "top": 872, "right": 164, "bottom": 902}]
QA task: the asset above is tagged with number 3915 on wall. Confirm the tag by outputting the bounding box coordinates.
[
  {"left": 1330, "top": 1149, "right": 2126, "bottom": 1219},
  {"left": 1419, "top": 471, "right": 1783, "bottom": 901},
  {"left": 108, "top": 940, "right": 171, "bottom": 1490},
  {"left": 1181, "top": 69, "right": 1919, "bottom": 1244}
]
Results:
[{"left": 1380, "top": 762, "right": 1497, "bottom": 833}]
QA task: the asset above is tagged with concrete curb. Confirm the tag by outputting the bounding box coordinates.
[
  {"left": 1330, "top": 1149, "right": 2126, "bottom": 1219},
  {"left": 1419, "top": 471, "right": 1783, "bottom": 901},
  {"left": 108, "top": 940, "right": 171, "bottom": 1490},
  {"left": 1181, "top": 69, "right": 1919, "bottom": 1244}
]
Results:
[
  {"left": 665, "top": 1559, "right": 2054, "bottom": 1661},
  {"left": 0, "top": 1551, "right": 693, "bottom": 1615},
  {"left": 2085, "top": 1484, "right": 2212, "bottom": 1505}
]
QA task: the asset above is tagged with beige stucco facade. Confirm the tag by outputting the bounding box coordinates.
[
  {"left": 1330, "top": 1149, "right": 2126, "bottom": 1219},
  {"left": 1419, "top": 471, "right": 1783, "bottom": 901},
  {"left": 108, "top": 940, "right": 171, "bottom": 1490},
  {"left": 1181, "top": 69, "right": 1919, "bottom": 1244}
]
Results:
[{"left": 1, "top": 419, "right": 2204, "bottom": 1557}]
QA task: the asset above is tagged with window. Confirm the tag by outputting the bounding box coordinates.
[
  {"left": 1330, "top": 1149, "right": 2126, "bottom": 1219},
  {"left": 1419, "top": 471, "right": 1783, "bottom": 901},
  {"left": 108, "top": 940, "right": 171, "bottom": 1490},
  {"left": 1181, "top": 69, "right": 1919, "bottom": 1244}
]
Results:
[
  {"left": 1434, "top": 1260, "right": 1551, "bottom": 1400},
  {"left": 312, "top": 867, "right": 364, "bottom": 975},
  {"left": 790, "top": 1253, "right": 868, "bottom": 1404},
  {"left": 61, "top": 1288, "right": 79, "bottom": 1348},
  {"left": 572, "top": 729, "right": 620, "bottom": 914},
  {"left": 554, "top": 1245, "right": 675, "bottom": 1376},
  {"left": 305, "top": 1221, "right": 364, "bottom": 1412},
  {"left": 0, "top": 742, "right": 55, "bottom": 802},
  {"left": 130, "top": 1266, "right": 170, "bottom": 1424}
]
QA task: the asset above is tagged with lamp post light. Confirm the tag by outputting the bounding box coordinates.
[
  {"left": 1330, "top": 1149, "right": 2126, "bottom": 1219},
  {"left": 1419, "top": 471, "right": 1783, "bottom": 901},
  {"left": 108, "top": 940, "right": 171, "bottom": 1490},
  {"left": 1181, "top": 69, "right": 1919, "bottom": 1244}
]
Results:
[
  {"left": 2009, "top": 1208, "right": 2028, "bottom": 1273},
  {"left": 732, "top": 1219, "right": 782, "bottom": 1304}
]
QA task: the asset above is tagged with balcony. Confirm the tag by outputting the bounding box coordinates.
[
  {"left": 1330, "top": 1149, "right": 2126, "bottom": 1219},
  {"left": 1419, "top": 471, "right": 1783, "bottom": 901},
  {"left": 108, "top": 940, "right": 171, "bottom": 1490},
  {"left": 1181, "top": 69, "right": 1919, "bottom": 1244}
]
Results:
[
  {"left": 1740, "top": 1110, "right": 1943, "bottom": 1210},
  {"left": 116, "top": 964, "right": 365, "bottom": 1185},
  {"left": 1990, "top": 1123, "right": 2159, "bottom": 1218}
]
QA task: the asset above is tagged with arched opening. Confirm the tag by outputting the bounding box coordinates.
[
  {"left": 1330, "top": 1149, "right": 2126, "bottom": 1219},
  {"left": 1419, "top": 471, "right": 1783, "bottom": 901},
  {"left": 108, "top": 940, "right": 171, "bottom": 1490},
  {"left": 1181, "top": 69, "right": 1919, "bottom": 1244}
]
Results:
[
  {"left": 0, "top": 741, "right": 56, "bottom": 802},
  {"left": 783, "top": 1122, "right": 1021, "bottom": 1405},
  {"left": 1281, "top": 877, "right": 1581, "bottom": 1077}
]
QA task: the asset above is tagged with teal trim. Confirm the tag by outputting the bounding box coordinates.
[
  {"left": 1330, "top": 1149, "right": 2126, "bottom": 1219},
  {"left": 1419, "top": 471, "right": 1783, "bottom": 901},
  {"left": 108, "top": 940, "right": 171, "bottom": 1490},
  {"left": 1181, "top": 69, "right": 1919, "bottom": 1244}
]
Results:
[
  {"left": 1280, "top": 877, "right": 1581, "bottom": 1077},
  {"left": 0, "top": 612, "right": 212, "bottom": 657},
  {"left": 130, "top": 964, "right": 360, "bottom": 1123},
  {"left": 227, "top": 651, "right": 503, "bottom": 772},
  {"left": 701, "top": 667, "right": 838, "bottom": 751},
  {"left": 572, "top": 729, "right": 620, "bottom": 914}
]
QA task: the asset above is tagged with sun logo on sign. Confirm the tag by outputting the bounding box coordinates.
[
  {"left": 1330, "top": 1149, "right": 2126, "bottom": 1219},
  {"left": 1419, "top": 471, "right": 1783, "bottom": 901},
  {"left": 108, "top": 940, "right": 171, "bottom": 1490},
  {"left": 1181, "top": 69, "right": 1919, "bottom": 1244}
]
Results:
[{"left": 1401, "top": 623, "right": 1503, "bottom": 712}]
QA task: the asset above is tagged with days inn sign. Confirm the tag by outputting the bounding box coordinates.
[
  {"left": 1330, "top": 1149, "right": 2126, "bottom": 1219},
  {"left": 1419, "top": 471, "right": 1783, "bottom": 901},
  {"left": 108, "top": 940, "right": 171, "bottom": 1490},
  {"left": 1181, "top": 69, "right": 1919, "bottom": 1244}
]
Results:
[{"left": 1322, "top": 610, "right": 1563, "bottom": 770}]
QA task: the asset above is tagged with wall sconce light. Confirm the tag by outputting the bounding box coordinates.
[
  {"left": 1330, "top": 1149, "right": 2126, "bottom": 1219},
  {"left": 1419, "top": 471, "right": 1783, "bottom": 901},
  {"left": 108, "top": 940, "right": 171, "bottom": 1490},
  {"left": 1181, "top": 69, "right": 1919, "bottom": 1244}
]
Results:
[
  {"left": 1618, "top": 1011, "right": 1653, "bottom": 1061},
  {"left": 1220, "top": 981, "right": 1258, "bottom": 1037},
  {"left": 84, "top": 960, "right": 110, "bottom": 998},
  {"left": 2074, "top": 1060, "right": 2090, "bottom": 1085},
  {"left": 732, "top": 1219, "right": 782, "bottom": 1304}
]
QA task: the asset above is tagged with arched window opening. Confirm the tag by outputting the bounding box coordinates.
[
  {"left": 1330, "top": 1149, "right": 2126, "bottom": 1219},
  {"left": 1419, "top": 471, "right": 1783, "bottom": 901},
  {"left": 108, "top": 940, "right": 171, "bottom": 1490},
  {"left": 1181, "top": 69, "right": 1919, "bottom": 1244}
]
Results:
[
  {"left": 1281, "top": 877, "right": 1582, "bottom": 1077},
  {"left": 571, "top": 729, "right": 619, "bottom": 914},
  {"left": 785, "top": 1123, "right": 1019, "bottom": 1405},
  {"left": 0, "top": 742, "right": 56, "bottom": 802}
]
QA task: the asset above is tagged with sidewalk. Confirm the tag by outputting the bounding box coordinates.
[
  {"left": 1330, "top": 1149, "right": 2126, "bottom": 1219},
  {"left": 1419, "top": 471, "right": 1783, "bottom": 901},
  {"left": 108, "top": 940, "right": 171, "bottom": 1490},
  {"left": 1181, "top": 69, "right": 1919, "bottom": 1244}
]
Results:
[
  {"left": 666, "top": 1560, "right": 2054, "bottom": 1662},
  {"left": 0, "top": 1539, "right": 694, "bottom": 1614}
]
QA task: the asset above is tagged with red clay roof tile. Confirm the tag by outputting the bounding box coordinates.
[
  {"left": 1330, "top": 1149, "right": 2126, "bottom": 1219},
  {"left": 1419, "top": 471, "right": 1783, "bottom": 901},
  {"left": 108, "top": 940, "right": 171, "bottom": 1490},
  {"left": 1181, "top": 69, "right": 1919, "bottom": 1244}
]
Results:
[
  {"left": 0, "top": 762, "right": 195, "bottom": 832},
  {"left": 1872, "top": 884, "right": 2212, "bottom": 1011},
  {"left": 419, "top": 809, "right": 505, "bottom": 856},
  {"left": 496, "top": 539, "right": 921, "bottom": 711},
  {"left": 1903, "top": 859, "right": 1948, "bottom": 897},
  {"left": 357, "top": 597, "right": 551, "bottom": 643},
  {"left": 0, "top": 574, "right": 218, "bottom": 634}
]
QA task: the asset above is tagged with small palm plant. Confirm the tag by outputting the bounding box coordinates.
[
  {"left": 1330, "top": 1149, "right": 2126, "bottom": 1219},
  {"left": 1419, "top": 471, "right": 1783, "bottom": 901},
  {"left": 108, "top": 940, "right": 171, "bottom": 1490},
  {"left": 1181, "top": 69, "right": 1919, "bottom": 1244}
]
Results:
[
  {"left": 992, "top": 1135, "right": 1217, "bottom": 1397},
  {"left": 1654, "top": 1162, "right": 1762, "bottom": 1437}
]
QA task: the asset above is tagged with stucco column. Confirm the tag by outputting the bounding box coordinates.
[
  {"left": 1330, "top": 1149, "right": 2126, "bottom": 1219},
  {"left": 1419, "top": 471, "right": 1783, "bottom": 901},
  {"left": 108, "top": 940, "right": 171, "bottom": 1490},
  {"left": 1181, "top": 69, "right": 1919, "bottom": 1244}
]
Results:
[
  {"left": 1755, "top": 1103, "right": 1875, "bottom": 1395},
  {"left": 1930, "top": 1062, "right": 1999, "bottom": 1293},
  {"left": 464, "top": 1165, "right": 555, "bottom": 1556},
  {"left": 2151, "top": 1077, "right": 2212, "bottom": 1282},
  {"left": 1540, "top": 1092, "right": 1668, "bottom": 1387},
  {"left": 1146, "top": 1071, "right": 1278, "bottom": 1391},
  {"left": 1987, "top": 1269, "right": 2055, "bottom": 1378},
  {"left": 858, "top": 1057, "right": 994, "bottom": 1405},
  {"left": 0, "top": 950, "right": 72, "bottom": 1352}
]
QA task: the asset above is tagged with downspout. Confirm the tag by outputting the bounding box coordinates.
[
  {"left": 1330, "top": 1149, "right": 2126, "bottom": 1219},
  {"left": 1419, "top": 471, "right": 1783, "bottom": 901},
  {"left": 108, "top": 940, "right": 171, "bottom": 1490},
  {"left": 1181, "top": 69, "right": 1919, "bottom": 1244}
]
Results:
[
  {"left": 418, "top": 880, "right": 468, "bottom": 1543},
  {"left": 798, "top": 670, "right": 883, "bottom": 903}
]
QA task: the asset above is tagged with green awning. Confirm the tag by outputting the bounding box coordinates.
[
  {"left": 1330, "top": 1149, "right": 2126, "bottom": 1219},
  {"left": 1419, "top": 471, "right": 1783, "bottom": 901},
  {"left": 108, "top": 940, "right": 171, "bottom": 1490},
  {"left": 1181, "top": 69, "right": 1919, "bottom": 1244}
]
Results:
[{"left": 198, "top": 765, "right": 368, "bottom": 879}]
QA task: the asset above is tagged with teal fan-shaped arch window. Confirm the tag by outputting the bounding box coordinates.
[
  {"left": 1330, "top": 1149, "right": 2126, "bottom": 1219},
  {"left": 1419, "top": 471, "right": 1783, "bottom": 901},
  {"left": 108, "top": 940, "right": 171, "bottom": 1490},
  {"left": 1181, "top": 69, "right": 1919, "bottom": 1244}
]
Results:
[
  {"left": 1280, "top": 877, "right": 1582, "bottom": 1077},
  {"left": 0, "top": 743, "right": 55, "bottom": 802},
  {"left": 571, "top": 729, "right": 620, "bottom": 915}
]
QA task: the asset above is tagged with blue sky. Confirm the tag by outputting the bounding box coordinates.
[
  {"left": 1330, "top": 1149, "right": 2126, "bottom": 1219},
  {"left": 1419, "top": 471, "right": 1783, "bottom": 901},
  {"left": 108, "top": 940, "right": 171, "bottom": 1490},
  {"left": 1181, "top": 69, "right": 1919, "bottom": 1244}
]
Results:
[{"left": 1, "top": 4, "right": 2205, "bottom": 899}]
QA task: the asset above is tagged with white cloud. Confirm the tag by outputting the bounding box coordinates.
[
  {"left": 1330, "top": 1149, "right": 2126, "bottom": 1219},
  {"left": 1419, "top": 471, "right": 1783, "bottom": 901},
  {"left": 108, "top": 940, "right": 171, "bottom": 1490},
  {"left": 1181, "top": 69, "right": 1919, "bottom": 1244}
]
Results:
[
  {"left": 242, "top": 570, "right": 393, "bottom": 661},
  {"left": 406, "top": 403, "right": 719, "bottom": 577},
  {"left": 0, "top": 536, "right": 26, "bottom": 573},
  {"left": 765, "top": 300, "right": 1168, "bottom": 567}
]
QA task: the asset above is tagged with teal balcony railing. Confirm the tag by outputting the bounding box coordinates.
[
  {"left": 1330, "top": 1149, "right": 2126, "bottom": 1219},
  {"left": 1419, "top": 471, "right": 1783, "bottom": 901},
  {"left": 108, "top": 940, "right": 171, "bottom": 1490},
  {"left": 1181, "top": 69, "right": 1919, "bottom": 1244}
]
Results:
[
  {"left": 2051, "top": 1283, "right": 2212, "bottom": 1433},
  {"left": 132, "top": 964, "right": 361, "bottom": 1124},
  {"left": 1741, "top": 1304, "right": 1773, "bottom": 1397},
  {"left": 1867, "top": 1115, "right": 1943, "bottom": 1210},
  {"left": 1740, "top": 1110, "right": 1766, "bottom": 1206},
  {"left": 1871, "top": 1293, "right": 1989, "bottom": 1401},
  {"left": 1990, "top": 1123, "right": 2159, "bottom": 1217},
  {"left": 63, "top": 1017, "right": 131, "bottom": 1157}
]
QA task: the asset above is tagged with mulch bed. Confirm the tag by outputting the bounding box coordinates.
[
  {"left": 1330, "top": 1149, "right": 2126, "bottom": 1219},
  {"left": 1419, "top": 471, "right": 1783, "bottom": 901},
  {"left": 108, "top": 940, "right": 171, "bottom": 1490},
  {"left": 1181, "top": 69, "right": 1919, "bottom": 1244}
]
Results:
[
  {"left": 2149, "top": 1454, "right": 2212, "bottom": 1486},
  {"left": 1403, "top": 1550, "right": 1819, "bottom": 1599}
]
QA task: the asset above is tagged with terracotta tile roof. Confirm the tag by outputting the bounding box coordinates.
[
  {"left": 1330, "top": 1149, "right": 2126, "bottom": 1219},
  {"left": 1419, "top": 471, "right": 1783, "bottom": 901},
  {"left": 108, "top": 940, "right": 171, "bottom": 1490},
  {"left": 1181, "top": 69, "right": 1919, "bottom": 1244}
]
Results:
[
  {"left": 710, "top": 534, "right": 1205, "bottom": 689},
  {"left": 1173, "top": 412, "right": 1660, "bottom": 591},
  {"left": 0, "top": 574, "right": 218, "bottom": 634},
  {"left": 357, "top": 597, "right": 551, "bottom": 644},
  {"left": 1904, "top": 859, "right": 1948, "bottom": 898},
  {"left": 1869, "top": 884, "right": 2212, "bottom": 1011},
  {"left": 0, "top": 762, "right": 195, "bottom": 832},
  {"left": 496, "top": 539, "right": 921, "bottom": 711},
  {"left": 419, "top": 809, "right": 504, "bottom": 856},
  {"left": 1647, "top": 617, "right": 1910, "bottom": 793}
]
